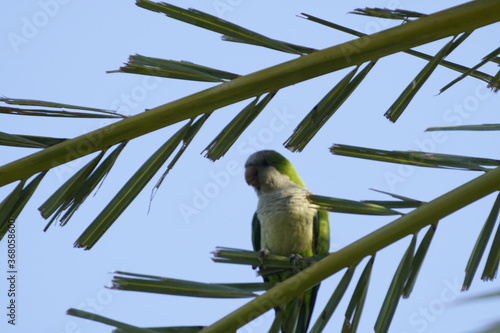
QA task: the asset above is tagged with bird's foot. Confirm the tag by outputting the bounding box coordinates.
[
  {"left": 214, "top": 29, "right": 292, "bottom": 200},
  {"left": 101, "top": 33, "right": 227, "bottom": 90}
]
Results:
[
  {"left": 289, "top": 254, "right": 304, "bottom": 273},
  {"left": 258, "top": 249, "right": 271, "bottom": 263}
]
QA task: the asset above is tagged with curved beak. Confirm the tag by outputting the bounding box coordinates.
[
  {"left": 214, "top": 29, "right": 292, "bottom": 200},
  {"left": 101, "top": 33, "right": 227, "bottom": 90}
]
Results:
[{"left": 245, "top": 166, "right": 259, "bottom": 188}]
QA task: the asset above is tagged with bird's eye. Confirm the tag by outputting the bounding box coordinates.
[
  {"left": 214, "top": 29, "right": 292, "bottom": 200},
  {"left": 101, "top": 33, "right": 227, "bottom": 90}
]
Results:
[{"left": 261, "top": 160, "right": 270, "bottom": 167}]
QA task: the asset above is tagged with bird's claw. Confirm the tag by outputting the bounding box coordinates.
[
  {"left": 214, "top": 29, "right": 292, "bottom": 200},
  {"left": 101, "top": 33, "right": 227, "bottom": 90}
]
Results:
[
  {"left": 258, "top": 249, "right": 271, "bottom": 263},
  {"left": 289, "top": 254, "right": 303, "bottom": 272}
]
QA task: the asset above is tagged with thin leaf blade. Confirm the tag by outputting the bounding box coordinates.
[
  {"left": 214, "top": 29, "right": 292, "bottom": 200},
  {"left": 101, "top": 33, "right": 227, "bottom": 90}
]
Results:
[
  {"left": 310, "top": 266, "right": 357, "bottom": 333},
  {"left": 205, "top": 91, "right": 277, "bottom": 161},
  {"left": 463, "top": 192, "right": 500, "bottom": 290},
  {"left": 309, "top": 194, "right": 401, "bottom": 216},
  {"left": 74, "top": 121, "right": 192, "bottom": 249},
  {"left": 385, "top": 33, "right": 470, "bottom": 122},
  {"left": 374, "top": 236, "right": 416, "bottom": 333}
]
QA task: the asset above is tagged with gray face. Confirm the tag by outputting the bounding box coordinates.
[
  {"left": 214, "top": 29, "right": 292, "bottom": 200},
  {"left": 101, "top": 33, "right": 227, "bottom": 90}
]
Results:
[{"left": 245, "top": 151, "right": 293, "bottom": 194}]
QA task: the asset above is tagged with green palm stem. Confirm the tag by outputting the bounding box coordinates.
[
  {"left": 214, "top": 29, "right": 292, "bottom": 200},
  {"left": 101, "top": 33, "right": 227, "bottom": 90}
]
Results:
[
  {"left": 1, "top": 0, "right": 499, "bottom": 187},
  {"left": 199, "top": 163, "right": 500, "bottom": 333}
]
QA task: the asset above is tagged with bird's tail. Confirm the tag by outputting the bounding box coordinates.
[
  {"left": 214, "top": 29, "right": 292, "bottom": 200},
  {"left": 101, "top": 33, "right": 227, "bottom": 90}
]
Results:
[{"left": 279, "top": 284, "right": 320, "bottom": 333}]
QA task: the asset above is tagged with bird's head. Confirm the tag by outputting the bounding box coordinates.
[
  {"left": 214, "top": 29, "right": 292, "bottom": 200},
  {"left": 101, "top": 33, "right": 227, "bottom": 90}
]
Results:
[{"left": 244, "top": 150, "right": 305, "bottom": 193}]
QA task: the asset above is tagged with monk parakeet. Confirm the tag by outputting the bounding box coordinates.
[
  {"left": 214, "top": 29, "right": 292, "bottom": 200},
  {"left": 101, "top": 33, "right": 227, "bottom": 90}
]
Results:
[{"left": 245, "top": 150, "right": 330, "bottom": 333}]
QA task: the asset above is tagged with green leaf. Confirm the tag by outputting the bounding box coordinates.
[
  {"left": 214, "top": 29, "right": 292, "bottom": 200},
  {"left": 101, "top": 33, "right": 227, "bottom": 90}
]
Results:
[
  {"left": 0, "top": 97, "right": 125, "bottom": 118},
  {"left": 481, "top": 216, "right": 500, "bottom": 281},
  {"left": 375, "top": 236, "right": 416, "bottom": 333},
  {"left": 308, "top": 194, "right": 401, "bottom": 216},
  {"left": 385, "top": 33, "right": 470, "bottom": 122},
  {"left": 0, "top": 172, "right": 46, "bottom": 240},
  {"left": 0, "top": 132, "right": 48, "bottom": 148},
  {"left": 403, "top": 224, "right": 437, "bottom": 298},
  {"left": 211, "top": 247, "right": 319, "bottom": 272},
  {"left": 136, "top": 0, "right": 312, "bottom": 55},
  {"left": 350, "top": 8, "right": 426, "bottom": 21},
  {"left": 58, "top": 142, "right": 128, "bottom": 227},
  {"left": 463, "top": 192, "right": 500, "bottom": 290},
  {"left": 299, "top": 14, "right": 492, "bottom": 84},
  {"left": 73, "top": 121, "right": 193, "bottom": 249},
  {"left": 221, "top": 35, "right": 315, "bottom": 55},
  {"left": 426, "top": 124, "right": 500, "bottom": 132},
  {"left": 39, "top": 150, "right": 107, "bottom": 221},
  {"left": 152, "top": 113, "right": 210, "bottom": 200},
  {"left": 330, "top": 144, "right": 500, "bottom": 171},
  {"left": 0, "top": 181, "right": 25, "bottom": 240},
  {"left": 67, "top": 308, "right": 158, "bottom": 333},
  {"left": 204, "top": 91, "right": 277, "bottom": 161},
  {"left": 114, "top": 327, "right": 204, "bottom": 333},
  {"left": 488, "top": 68, "right": 500, "bottom": 92},
  {"left": 310, "top": 266, "right": 356, "bottom": 333},
  {"left": 342, "top": 256, "right": 374, "bottom": 333},
  {"left": 111, "top": 271, "right": 257, "bottom": 298},
  {"left": 267, "top": 309, "right": 283, "bottom": 333},
  {"left": 363, "top": 189, "right": 425, "bottom": 209},
  {"left": 440, "top": 45, "right": 500, "bottom": 94},
  {"left": 109, "top": 54, "right": 239, "bottom": 82},
  {"left": 285, "top": 61, "right": 377, "bottom": 152},
  {"left": 0, "top": 173, "right": 46, "bottom": 239},
  {"left": 361, "top": 200, "right": 423, "bottom": 210}
]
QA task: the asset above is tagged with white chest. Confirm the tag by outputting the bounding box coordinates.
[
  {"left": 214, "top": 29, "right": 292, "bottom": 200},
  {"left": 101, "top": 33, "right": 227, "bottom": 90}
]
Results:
[{"left": 257, "top": 186, "right": 316, "bottom": 257}]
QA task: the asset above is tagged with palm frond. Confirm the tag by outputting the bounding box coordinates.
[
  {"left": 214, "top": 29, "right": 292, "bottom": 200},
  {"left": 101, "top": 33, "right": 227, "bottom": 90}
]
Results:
[
  {"left": 364, "top": 189, "right": 425, "bottom": 210},
  {"left": 349, "top": 8, "right": 426, "bottom": 21},
  {"left": 285, "top": 61, "right": 376, "bottom": 152},
  {"left": 40, "top": 142, "right": 127, "bottom": 230},
  {"left": 375, "top": 236, "right": 415, "bottom": 333},
  {"left": 204, "top": 91, "right": 277, "bottom": 161},
  {"left": 342, "top": 256, "right": 374, "bottom": 333},
  {"left": 0, "top": 97, "right": 125, "bottom": 118},
  {"left": 114, "top": 327, "right": 205, "bottom": 333},
  {"left": 330, "top": 144, "right": 500, "bottom": 171},
  {"left": 440, "top": 46, "right": 500, "bottom": 94},
  {"left": 403, "top": 224, "right": 437, "bottom": 298},
  {"left": 309, "top": 266, "right": 357, "bottom": 333},
  {"left": 1, "top": 0, "right": 498, "bottom": 189},
  {"left": 385, "top": 33, "right": 470, "bottom": 122},
  {"left": 108, "top": 54, "right": 240, "bottom": 82},
  {"left": 308, "top": 194, "right": 401, "bottom": 215},
  {"left": 152, "top": 113, "right": 210, "bottom": 199},
  {"left": 135, "top": 0, "right": 313, "bottom": 55},
  {"left": 67, "top": 309, "right": 158, "bottom": 333},
  {"left": 427, "top": 124, "right": 500, "bottom": 131},
  {"left": 199, "top": 160, "right": 500, "bottom": 332},
  {"left": 0, "top": 132, "right": 66, "bottom": 149},
  {"left": 463, "top": 192, "right": 500, "bottom": 290},
  {"left": 111, "top": 271, "right": 261, "bottom": 298},
  {"left": 74, "top": 121, "right": 194, "bottom": 250},
  {"left": 299, "top": 13, "right": 493, "bottom": 84},
  {"left": 0, "top": 172, "right": 46, "bottom": 240}
]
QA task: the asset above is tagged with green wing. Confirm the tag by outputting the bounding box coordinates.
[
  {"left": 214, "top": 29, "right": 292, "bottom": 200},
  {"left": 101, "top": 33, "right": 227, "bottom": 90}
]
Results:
[
  {"left": 251, "top": 212, "right": 261, "bottom": 252},
  {"left": 313, "top": 209, "right": 330, "bottom": 255},
  {"left": 293, "top": 209, "right": 330, "bottom": 332}
]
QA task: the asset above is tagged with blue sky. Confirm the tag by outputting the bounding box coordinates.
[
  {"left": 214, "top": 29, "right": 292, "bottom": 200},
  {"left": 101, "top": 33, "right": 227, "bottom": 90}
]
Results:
[{"left": 1, "top": 1, "right": 500, "bottom": 332}]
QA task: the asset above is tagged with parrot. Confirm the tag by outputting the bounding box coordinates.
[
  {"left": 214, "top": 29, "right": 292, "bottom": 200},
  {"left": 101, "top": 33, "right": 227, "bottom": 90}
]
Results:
[{"left": 244, "top": 150, "right": 330, "bottom": 333}]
